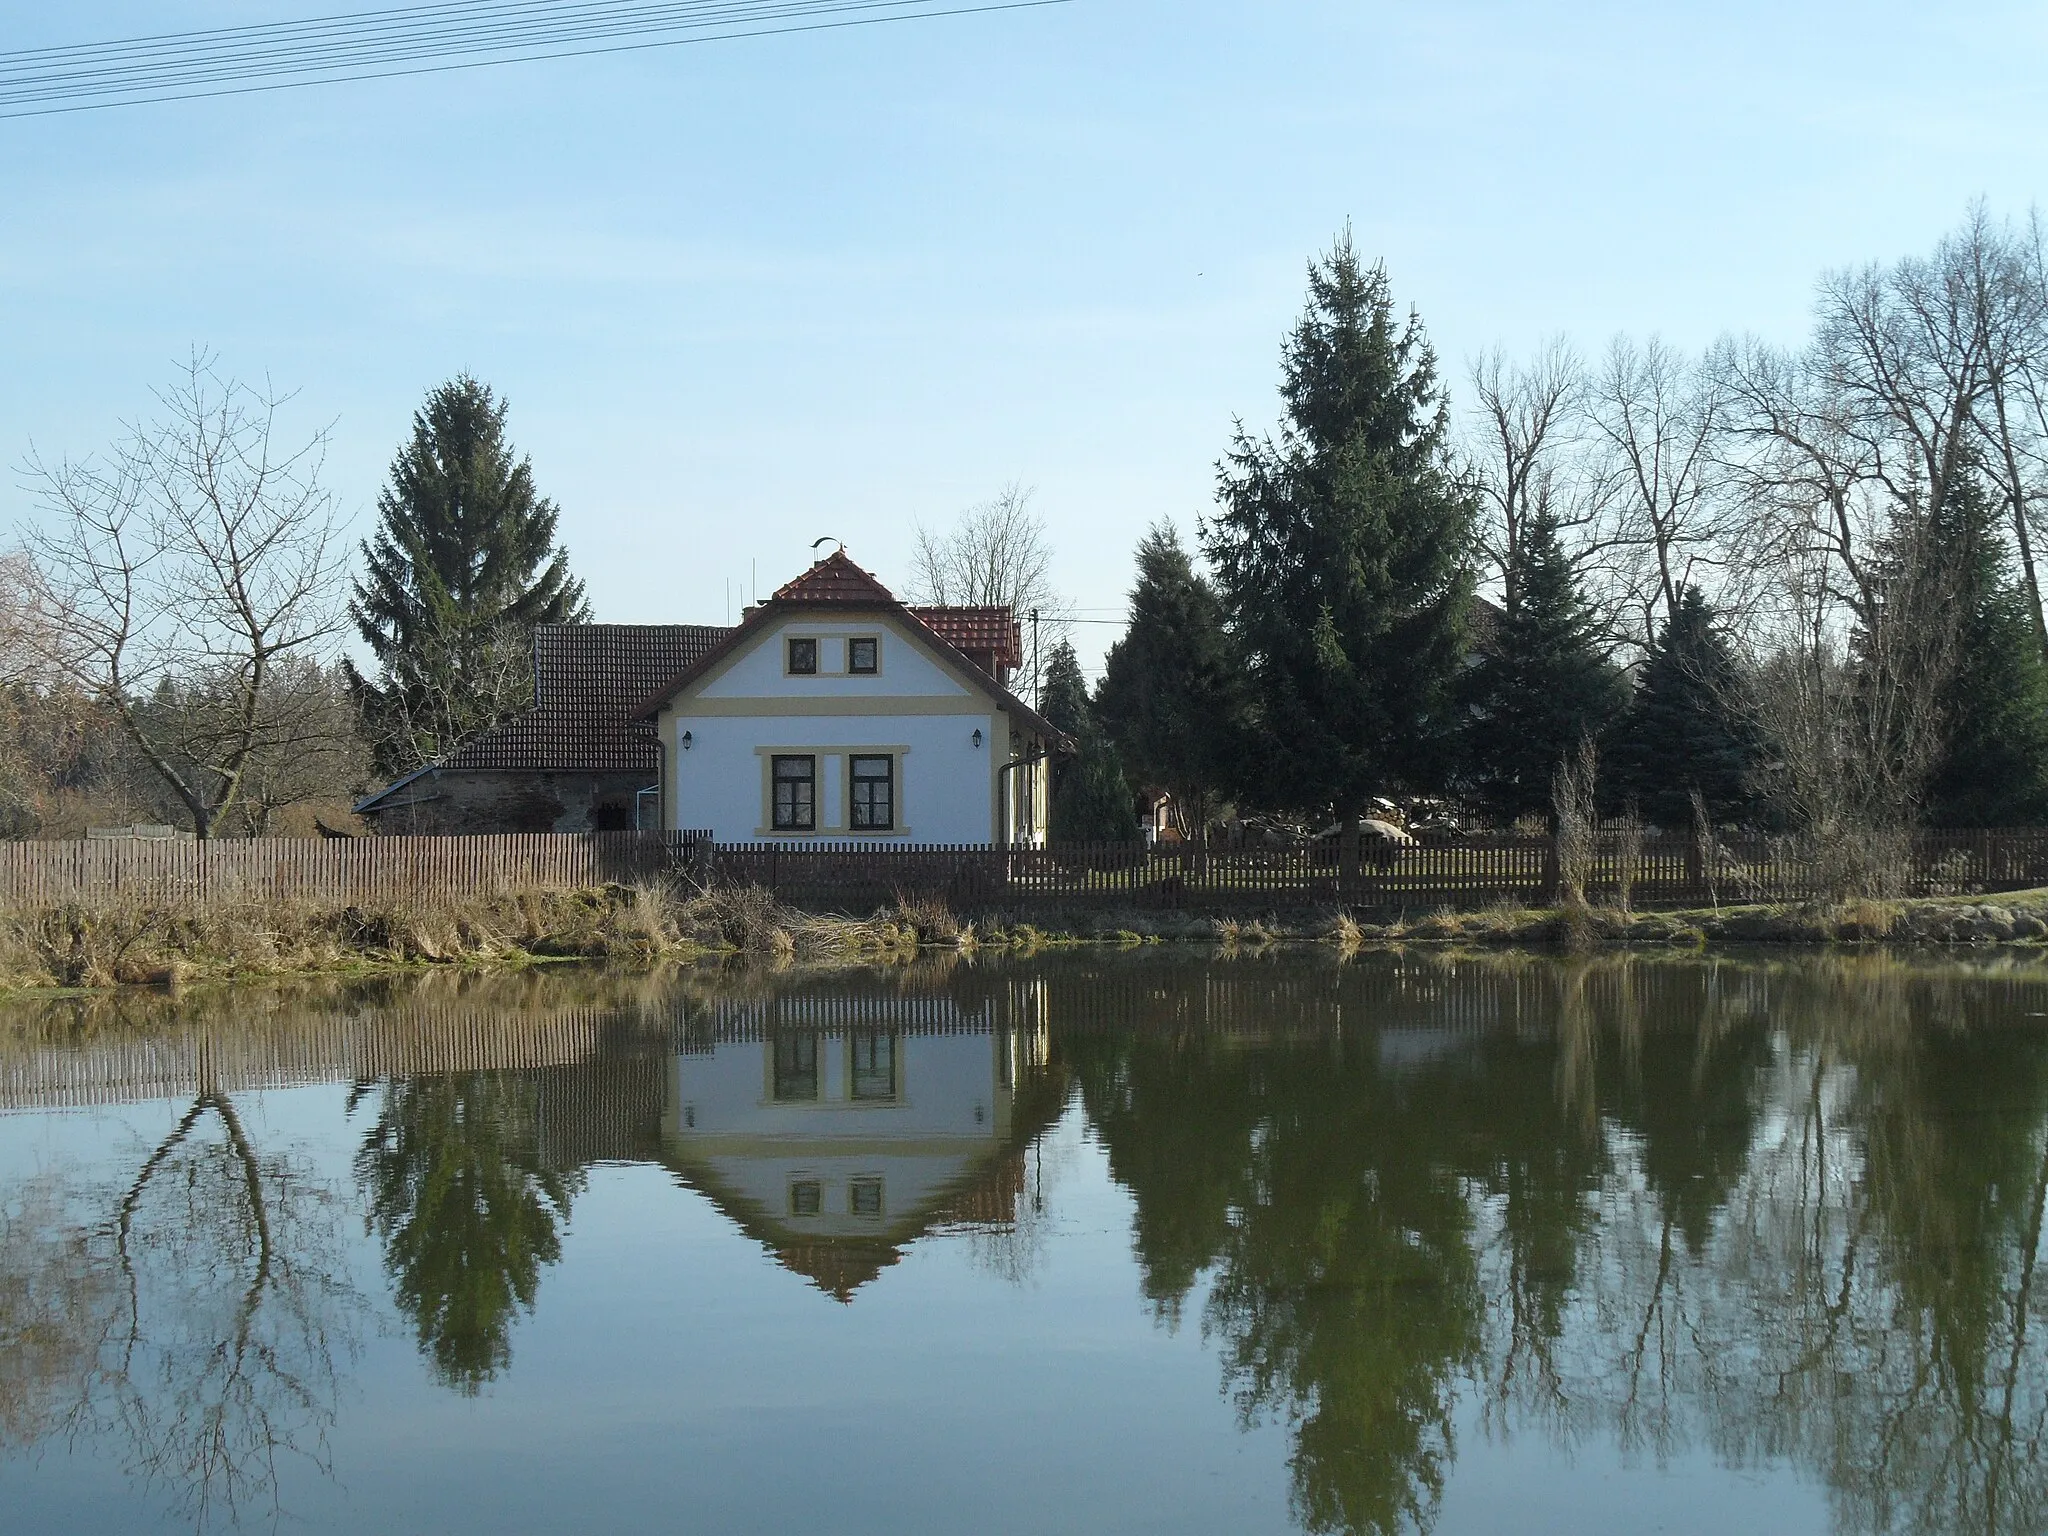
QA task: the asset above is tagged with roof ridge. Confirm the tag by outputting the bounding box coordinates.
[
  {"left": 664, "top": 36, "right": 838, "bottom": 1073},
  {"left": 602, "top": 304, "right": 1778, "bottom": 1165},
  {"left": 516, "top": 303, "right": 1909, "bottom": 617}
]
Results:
[{"left": 772, "top": 548, "right": 897, "bottom": 604}]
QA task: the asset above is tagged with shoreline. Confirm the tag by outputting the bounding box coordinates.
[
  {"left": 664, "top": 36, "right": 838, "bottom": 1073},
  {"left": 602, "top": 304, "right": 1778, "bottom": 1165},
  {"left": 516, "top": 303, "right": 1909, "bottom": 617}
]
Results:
[{"left": 3, "top": 883, "right": 2046, "bottom": 998}]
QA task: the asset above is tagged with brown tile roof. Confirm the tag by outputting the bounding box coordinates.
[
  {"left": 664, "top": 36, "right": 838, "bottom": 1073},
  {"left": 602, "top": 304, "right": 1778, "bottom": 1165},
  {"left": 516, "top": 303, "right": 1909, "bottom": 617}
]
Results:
[
  {"left": 907, "top": 606, "right": 1022, "bottom": 670},
  {"left": 439, "top": 711, "right": 660, "bottom": 774},
  {"left": 533, "top": 623, "right": 731, "bottom": 713},
  {"left": 364, "top": 576, "right": 1063, "bottom": 807},
  {"left": 772, "top": 549, "right": 897, "bottom": 605},
  {"left": 411, "top": 624, "right": 734, "bottom": 778}
]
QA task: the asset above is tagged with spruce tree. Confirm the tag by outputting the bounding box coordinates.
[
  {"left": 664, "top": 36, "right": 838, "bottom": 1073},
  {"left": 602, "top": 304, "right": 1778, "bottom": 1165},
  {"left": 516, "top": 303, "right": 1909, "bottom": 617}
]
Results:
[
  {"left": 1052, "top": 732, "right": 1142, "bottom": 844},
  {"left": 1606, "top": 586, "right": 1758, "bottom": 829},
  {"left": 351, "top": 376, "right": 590, "bottom": 776},
  {"left": 1463, "top": 510, "right": 1624, "bottom": 824},
  {"left": 1095, "top": 524, "right": 1240, "bottom": 836},
  {"left": 1205, "top": 231, "right": 1474, "bottom": 842},
  {"left": 1039, "top": 640, "right": 1139, "bottom": 843},
  {"left": 1923, "top": 474, "right": 2048, "bottom": 826}
]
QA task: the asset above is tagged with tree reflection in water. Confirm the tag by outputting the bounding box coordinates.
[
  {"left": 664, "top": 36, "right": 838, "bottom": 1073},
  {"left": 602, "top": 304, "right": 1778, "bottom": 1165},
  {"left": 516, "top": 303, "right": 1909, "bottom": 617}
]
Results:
[
  {"left": 1062, "top": 953, "right": 2048, "bottom": 1536},
  {"left": 353, "top": 1073, "right": 578, "bottom": 1394},
  {"left": 0, "top": 1089, "right": 360, "bottom": 1531}
]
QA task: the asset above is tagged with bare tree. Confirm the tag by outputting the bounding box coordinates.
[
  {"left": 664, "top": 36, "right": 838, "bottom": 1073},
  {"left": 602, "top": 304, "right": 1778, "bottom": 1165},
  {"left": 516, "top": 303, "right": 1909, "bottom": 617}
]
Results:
[
  {"left": 357, "top": 621, "right": 529, "bottom": 784},
  {"left": 20, "top": 355, "right": 350, "bottom": 839},
  {"left": 1589, "top": 335, "right": 1732, "bottom": 650},
  {"left": 1467, "top": 340, "right": 1613, "bottom": 616},
  {"left": 909, "top": 482, "right": 1063, "bottom": 608},
  {"left": 907, "top": 482, "right": 1068, "bottom": 696},
  {"left": 1808, "top": 207, "right": 2036, "bottom": 587},
  {"left": 217, "top": 657, "right": 370, "bottom": 836},
  {"left": 1732, "top": 512, "right": 1958, "bottom": 897},
  {"left": 1716, "top": 333, "right": 1889, "bottom": 633}
]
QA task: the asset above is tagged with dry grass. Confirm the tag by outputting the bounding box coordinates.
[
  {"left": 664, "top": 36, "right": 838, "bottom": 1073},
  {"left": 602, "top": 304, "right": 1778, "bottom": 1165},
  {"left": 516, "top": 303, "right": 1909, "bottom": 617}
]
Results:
[{"left": 0, "top": 880, "right": 998, "bottom": 993}]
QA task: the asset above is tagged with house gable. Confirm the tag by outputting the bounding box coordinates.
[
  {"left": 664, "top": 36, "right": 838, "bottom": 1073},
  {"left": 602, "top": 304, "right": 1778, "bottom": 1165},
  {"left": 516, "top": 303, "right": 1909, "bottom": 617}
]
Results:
[{"left": 692, "top": 609, "right": 982, "bottom": 706}]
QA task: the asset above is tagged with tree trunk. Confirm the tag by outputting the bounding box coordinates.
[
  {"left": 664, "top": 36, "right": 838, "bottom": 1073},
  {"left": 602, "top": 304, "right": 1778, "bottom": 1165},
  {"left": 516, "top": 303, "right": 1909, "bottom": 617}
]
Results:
[{"left": 1339, "top": 811, "right": 1362, "bottom": 894}]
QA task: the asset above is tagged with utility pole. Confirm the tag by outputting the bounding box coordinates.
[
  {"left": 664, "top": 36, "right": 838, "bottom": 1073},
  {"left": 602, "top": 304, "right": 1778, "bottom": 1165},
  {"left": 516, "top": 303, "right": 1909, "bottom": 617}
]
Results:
[{"left": 1030, "top": 607, "right": 1041, "bottom": 707}]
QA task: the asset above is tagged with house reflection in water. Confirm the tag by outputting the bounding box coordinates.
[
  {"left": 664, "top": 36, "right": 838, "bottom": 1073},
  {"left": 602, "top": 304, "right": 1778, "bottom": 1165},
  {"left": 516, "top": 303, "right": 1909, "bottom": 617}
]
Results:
[{"left": 660, "top": 984, "right": 1062, "bottom": 1300}]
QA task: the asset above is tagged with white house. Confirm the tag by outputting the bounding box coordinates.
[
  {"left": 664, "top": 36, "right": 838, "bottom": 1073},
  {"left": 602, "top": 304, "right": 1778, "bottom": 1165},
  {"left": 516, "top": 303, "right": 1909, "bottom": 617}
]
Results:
[
  {"left": 634, "top": 550, "right": 1062, "bottom": 845},
  {"left": 658, "top": 988, "right": 1056, "bottom": 1300}
]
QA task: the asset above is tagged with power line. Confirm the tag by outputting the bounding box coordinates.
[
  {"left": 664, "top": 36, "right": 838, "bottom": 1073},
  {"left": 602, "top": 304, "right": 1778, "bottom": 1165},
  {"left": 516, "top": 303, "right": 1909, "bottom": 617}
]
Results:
[{"left": 0, "top": 0, "right": 1071, "bottom": 118}]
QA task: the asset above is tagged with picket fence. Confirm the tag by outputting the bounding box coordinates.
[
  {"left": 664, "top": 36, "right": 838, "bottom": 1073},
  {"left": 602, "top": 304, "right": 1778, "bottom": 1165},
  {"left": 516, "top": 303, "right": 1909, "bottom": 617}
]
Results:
[{"left": 6, "top": 827, "right": 2048, "bottom": 912}]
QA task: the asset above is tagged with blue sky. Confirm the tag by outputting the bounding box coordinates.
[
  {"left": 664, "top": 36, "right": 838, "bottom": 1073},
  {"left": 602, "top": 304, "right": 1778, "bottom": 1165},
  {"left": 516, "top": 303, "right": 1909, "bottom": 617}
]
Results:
[{"left": 5, "top": 1, "right": 2045, "bottom": 676}]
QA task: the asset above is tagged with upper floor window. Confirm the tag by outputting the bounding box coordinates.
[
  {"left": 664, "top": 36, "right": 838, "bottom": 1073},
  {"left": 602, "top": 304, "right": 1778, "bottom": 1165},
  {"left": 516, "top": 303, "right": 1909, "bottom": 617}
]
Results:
[
  {"left": 772, "top": 754, "right": 816, "bottom": 831},
  {"left": 848, "top": 636, "right": 879, "bottom": 675},
  {"left": 786, "top": 637, "right": 818, "bottom": 675},
  {"left": 850, "top": 755, "right": 894, "bottom": 831}
]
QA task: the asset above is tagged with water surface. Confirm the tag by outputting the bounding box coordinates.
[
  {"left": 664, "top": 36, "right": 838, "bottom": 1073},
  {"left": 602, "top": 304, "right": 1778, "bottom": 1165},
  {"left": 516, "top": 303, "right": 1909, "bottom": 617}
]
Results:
[{"left": 3, "top": 951, "right": 2046, "bottom": 1534}]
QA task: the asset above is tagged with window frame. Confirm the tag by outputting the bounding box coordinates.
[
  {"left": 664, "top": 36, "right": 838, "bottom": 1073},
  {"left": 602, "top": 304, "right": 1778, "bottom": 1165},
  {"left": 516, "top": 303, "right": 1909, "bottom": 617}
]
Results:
[
  {"left": 848, "top": 754, "right": 895, "bottom": 832},
  {"left": 772, "top": 1034, "right": 820, "bottom": 1101},
  {"left": 786, "top": 636, "right": 818, "bottom": 675},
  {"left": 771, "top": 754, "right": 817, "bottom": 832},
  {"left": 848, "top": 1031, "right": 899, "bottom": 1101},
  {"left": 847, "top": 636, "right": 880, "bottom": 675}
]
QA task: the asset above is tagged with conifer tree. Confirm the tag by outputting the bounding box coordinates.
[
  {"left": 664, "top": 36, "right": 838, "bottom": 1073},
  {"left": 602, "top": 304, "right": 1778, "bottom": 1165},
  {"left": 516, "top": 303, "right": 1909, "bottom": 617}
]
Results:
[
  {"left": 1039, "top": 639, "right": 1093, "bottom": 745},
  {"left": 350, "top": 376, "right": 590, "bottom": 776},
  {"left": 1095, "top": 524, "right": 1240, "bottom": 836},
  {"left": 1205, "top": 231, "right": 1474, "bottom": 851},
  {"left": 1039, "top": 640, "right": 1139, "bottom": 842},
  {"left": 1606, "top": 587, "right": 1758, "bottom": 828},
  {"left": 1053, "top": 732, "right": 1142, "bottom": 844},
  {"left": 1922, "top": 475, "right": 2048, "bottom": 826},
  {"left": 1463, "top": 510, "right": 1624, "bottom": 824}
]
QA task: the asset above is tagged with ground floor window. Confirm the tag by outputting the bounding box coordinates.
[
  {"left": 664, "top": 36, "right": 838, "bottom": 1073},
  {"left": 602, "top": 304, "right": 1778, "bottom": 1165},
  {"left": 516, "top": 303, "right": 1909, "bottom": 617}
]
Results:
[
  {"left": 773, "top": 1034, "right": 819, "bottom": 1101},
  {"left": 772, "top": 754, "right": 816, "bottom": 830},
  {"left": 849, "top": 1032, "right": 898, "bottom": 1101},
  {"left": 849, "top": 754, "right": 894, "bottom": 831}
]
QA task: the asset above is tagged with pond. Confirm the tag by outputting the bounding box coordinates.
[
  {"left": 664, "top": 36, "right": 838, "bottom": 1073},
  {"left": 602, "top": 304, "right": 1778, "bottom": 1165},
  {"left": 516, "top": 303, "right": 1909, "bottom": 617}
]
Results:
[{"left": 3, "top": 950, "right": 2047, "bottom": 1535}]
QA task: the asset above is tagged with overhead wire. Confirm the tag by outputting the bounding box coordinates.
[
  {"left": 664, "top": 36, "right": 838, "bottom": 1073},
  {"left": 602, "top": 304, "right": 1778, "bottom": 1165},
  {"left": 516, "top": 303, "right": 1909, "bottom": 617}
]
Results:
[{"left": 0, "top": 0, "right": 1071, "bottom": 118}]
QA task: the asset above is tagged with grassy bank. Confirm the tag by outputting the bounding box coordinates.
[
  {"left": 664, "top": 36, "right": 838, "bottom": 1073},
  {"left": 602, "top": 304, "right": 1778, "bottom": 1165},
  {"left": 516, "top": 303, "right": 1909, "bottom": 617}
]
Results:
[
  {"left": 7, "top": 881, "right": 2048, "bottom": 995},
  {"left": 0, "top": 883, "right": 989, "bottom": 992}
]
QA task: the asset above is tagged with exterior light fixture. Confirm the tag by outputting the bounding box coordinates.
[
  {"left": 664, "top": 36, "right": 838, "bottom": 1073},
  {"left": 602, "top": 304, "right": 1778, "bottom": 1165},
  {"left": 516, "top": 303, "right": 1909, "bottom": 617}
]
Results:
[
  {"left": 681, "top": 731, "right": 694, "bottom": 750},
  {"left": 971, "top": 728, "right": 983, "bottom": 749}
]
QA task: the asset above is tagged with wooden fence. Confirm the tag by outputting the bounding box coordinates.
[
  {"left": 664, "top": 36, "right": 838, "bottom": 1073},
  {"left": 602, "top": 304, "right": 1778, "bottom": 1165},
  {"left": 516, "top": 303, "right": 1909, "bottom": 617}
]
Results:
[
  {"left": 0, "top": 831, "right": 708, "bottom": 906},
  {"left": 7, "top": 828, "right": 2048, "bottom": 912}
]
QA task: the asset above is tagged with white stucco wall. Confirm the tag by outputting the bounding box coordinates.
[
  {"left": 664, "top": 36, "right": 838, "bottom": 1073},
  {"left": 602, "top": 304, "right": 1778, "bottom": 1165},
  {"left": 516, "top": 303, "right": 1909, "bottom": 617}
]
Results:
[
  {"left": 671, "top": 711, "right": 1000, "bottom": 842},
  {"left": 665, "top": 613, "right": 1012, "bottom": 843},
  {"left": 698, "top": 617, "right": 970, "bottom": 700},
  {"left": 662, "top": 1034, "right": 1013, "bottom": 1237}
]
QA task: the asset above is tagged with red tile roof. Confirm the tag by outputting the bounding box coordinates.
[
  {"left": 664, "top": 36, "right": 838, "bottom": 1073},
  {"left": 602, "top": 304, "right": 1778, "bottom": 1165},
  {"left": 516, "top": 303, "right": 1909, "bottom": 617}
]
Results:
[
  {"left": 772, "top": 549, "right": 897, "bottom": 605},
  {"left": 907, "top": 606, "right": 1023, "bottom": 670}
]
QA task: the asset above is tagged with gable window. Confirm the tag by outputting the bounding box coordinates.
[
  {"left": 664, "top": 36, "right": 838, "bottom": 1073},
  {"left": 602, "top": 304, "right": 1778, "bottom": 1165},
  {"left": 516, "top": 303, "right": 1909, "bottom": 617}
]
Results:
[
  {"left": 772, "top": 754, "right": 816, "bottom": 830},
  {"left": 786, "top": 636, "right": 818, "bottom": 675},
  {"left": 848, "top": 636, "right": 879, "bottom": 675},
  {"left": 789, "top": 1180, "right": 823, "bottom": 1217},
  {"left": 849, "top": 1178, "right": 884, "bottom": 1219},
  {"left": 849, "top": 755, "right": 894, "bottom": 831}
]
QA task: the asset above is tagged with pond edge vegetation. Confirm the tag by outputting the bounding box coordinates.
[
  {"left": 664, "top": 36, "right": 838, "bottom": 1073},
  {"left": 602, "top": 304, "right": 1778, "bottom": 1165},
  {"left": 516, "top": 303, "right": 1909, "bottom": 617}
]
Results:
[{"left": 10, "top": 879, "right": 2048, "bottom": 994}]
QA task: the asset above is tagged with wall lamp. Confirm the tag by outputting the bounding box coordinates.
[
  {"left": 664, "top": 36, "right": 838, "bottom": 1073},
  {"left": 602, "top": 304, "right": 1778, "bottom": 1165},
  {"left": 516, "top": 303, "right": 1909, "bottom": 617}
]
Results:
[
  {"left": 681, "top": 731, "right": 694, "bottom": 750},
  {"left": 971, "top": 728, "right": 983, "bottom": 749}
]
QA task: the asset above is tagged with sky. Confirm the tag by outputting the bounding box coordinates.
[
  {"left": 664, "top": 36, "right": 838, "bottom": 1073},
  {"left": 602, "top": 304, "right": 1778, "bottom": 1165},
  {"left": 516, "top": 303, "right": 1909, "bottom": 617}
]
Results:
[{"left": 4, "top": 1, "right": 2047, "bottom": 680}]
